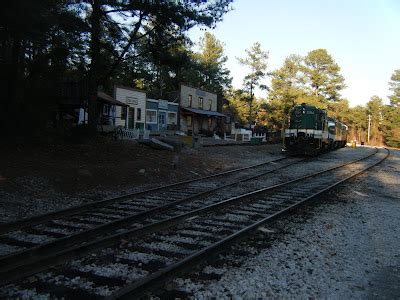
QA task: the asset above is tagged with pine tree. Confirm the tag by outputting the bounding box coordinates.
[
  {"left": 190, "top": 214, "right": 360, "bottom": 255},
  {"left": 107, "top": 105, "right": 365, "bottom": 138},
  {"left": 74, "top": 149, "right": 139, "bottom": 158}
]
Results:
[
  {"left": 366, "top": 96, "right": 384, "bottom": 145},
  {"left": 388, "top": 69, "right": 400, "bottom": 107},
  {"left": 196, "top": 32, "right": 232, "bottom": 94},
  {"left": 383, "top": 69, "right": 400, "bottom": 147},
  {"left": 268, "top": 54, "right": 306, "bottom": 130},
  {"left": 303, "top": 49, "right": 346, "bottom": 104},
  {"left": 237, "top": 42, "right": 268, "bottom": 128}
]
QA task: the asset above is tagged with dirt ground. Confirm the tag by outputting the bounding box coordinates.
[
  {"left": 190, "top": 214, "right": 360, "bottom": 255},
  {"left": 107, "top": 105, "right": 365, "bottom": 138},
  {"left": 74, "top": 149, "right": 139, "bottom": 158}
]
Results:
[{"left": 0, "top": 137, "right": 282, "bottom": 222}]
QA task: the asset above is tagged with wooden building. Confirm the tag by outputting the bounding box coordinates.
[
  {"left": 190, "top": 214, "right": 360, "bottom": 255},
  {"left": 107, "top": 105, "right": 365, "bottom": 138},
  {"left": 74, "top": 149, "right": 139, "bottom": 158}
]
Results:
[
  {"left": 114, "top": 86, "right": 146, "bottom": 130},
  {"left": 146, "top": 99, "right": 179, "bottom": 132},
  {"left": 179, "top": 84, "right": 226, "bottom": 136}
]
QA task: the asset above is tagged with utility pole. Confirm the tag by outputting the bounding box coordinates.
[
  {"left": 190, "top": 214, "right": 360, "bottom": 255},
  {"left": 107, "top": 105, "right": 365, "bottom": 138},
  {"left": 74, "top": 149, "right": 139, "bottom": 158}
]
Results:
[{"left": 367, "top": 114, "right": 371, "bottom": 143}]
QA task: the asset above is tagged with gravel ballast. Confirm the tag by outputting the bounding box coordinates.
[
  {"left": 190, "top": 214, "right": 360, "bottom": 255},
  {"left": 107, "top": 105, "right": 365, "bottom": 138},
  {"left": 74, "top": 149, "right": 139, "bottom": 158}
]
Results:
[
  {"left": 1, "top": 145, "right": 398, "bottom": 298},
  {"left": 170, "top": 148, "right": 400, "bottom": 298}
]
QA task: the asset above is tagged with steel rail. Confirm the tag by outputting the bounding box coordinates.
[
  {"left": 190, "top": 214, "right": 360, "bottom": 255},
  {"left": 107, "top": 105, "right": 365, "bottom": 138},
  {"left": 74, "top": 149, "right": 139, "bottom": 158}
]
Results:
[
  {"left": 0, "top": 157, "right": 305, "bottom": 272},
  {"left": 0, "top": 149, "right": 379, "bottom": 286},
  {"left": 0, "top": 157, "right": 287, "bottom": 235},
  {"left": 109, "top": 148, "right": 389, "bottom": 299}
]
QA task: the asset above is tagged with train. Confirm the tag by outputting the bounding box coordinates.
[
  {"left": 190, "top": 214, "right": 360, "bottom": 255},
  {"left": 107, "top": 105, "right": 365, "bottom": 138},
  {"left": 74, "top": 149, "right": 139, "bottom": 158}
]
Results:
[{"left": 283, "top": 103, "right": 348, "bottom": 155}]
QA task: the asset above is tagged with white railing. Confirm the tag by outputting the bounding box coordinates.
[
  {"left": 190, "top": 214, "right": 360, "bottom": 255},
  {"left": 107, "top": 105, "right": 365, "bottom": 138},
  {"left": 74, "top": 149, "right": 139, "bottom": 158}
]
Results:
[
  {"left": 253, "top": 133, "right": 267, "bottom": 141},
  {"left": 115, "top": 127, "right": 151, "bottom": 140},
  {"left": 229, "top": 128, "right": 252, "bottom": 142},
  {"left": 120, "top": 128, "right": 140, "bottom": 139},
  {"left": 142, "top": 129, "right": 150, "bottom": 140}
]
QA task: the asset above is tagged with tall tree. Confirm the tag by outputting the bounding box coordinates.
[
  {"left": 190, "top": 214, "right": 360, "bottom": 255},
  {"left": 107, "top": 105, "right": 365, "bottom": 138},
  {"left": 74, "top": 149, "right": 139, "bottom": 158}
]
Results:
[
  {"left": 327, "top": 99, "right": 350, "bottom": 124},
  {"left": 366, "top": 95, "right": 384, "bottom": 145},
  {"left": 348, "top": 105, "right": 367, "bottom": 143},
  {"left": 303, "top": 49, "right": 346, "bottom": 105},
  {"left": 223, "top": 89, "right": 250, "bottom": 126},
  {"left": 237, "top": 42, "right": 268, "bottom": 128},
  {"left": 268, "top": 54, "right": 306, "bottom": 130},
  {"left": 388, "top": 69, "right": 400, "bottom": 107},
  {"left": 196, "top": 32, "right": 232, "bottom": 95},
  {"left": 381, "top": 104, "right": 400, "bottom": 148},
  {"left": 382, "top": 68, "right": 400, "bottom": 147}
]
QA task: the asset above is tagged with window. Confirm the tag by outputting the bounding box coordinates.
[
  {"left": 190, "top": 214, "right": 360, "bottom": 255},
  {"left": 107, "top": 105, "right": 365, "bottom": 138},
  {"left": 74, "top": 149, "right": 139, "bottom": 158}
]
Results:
[
  {"left": 167, "top": 112, "right": 177, "bottom": 124},
  {"left": 121, "top": 107, "right": 126, "bottom": 120},
  {"left": 198, "top": 97, "right": 203, "bottom": 109},
  {"left": 146, "top": 110, "right": 157, "bottom": 123},
  {"left": 188, "top": 94, "right": 192, "bottom": 107},
  {"left": 187, "top": 116, "right": 192, "bottom": 127},
  {"left": 208, "top": 99, "right": 212, "bottom": 110},
  {"left": 137, "top": 108, "right": 141, "bottom": 121}
]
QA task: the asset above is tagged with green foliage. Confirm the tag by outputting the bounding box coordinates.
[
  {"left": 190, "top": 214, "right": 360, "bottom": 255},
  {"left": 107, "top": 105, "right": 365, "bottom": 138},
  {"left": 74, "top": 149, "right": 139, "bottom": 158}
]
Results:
[
  {"left": 195, "top": 32, "right": 232, "bottom": 94},
  {"left": 197, "top": 32, "right": 227, "bottom": 68},
  {"left": 388, "top": 69, "right": 400, "bottom": 107},
  {"left": 266, "top": 49, "right": 346, "bottom": 131},
  {"left": 130, "top": 31, "right": 232, "bottom": 103},
  {"left": 253, "top": 98, "right": 271, "bottom": 127},
  {"left": 303, "top": 49, "right": 346, "bottom": 103},
  {"left": 223, "top": 89, "right": 250, "bottom": 126},
  {"left": 1, "top": 0, "right": 85, "bottom": 137},
  {"left": 268, "top": 55, "right": 306, "bottom": 129},
  {"left": 327, "top": 99, "right": 350, "bottom": 124},
  {"left": 366, "top": 96, "right": 384, "bottom": 144},
  {"left": 237, "top": 42, "right": 268, "bottom": 126},
  {"left": 237, "top": 42, "right": 269, "bottom": 92},
  {"left": 1, "top": 0, "right": 233, "bottom": 135},
  {"left": 347, "top": 105, "right": 367, "bottom": 142},
  {"left": 382, "top": 71, "right": 400, "bottom": 147},
  {"left": 382, "top": 105, "right": 400, "bottom": 148}
]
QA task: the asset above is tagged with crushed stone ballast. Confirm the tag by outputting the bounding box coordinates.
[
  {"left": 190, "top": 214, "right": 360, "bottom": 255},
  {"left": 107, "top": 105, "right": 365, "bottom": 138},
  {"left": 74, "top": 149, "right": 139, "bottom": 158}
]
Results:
[
  {"left": 0, "top": 148, "right": 388, "bottom": 298},
  {"left": 0, "top": 156, "right": 309, "bottom": 277}
]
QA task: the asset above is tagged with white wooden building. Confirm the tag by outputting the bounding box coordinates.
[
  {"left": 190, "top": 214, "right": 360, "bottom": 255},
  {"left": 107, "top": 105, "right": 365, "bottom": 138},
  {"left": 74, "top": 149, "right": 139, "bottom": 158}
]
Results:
[{"left": 114, "top": 86, "right": 146, "bottom": 130}]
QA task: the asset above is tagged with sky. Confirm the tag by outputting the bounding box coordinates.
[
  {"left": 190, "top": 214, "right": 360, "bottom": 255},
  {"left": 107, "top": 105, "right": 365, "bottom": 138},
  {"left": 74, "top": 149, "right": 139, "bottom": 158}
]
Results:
[{"left": 189, "top": 0, "right": 400, "bottom": 107}]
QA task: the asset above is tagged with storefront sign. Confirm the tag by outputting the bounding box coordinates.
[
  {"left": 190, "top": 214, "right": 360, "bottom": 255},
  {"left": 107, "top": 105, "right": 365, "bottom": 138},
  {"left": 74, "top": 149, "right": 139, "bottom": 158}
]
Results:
[{"left": 158, "top": 100, "right": 168, "bottom": 110}]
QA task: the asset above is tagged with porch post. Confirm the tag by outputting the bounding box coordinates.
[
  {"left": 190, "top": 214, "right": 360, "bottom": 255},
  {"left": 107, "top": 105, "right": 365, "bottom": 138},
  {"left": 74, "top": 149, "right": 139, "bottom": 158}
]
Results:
[
  {"left": 124, "top": 106, "right": 128, "bottom": 129},
  {"left": 192, "top": 113, "right": 195, "bottom": 148}
]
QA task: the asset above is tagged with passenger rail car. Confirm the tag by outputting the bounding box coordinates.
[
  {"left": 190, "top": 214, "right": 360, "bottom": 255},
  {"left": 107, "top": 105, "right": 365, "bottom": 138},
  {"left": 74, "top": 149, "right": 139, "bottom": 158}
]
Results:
[{"left": 284, "top": 104, "right": 348, "bottom": 154}]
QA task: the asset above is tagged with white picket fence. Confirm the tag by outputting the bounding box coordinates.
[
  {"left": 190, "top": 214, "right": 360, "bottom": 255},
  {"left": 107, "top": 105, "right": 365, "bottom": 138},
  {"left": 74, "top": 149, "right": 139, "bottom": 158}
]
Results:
[
  {"left": 115, "top": 127, "right": 150, "bottom": 140},
  {"left": 228, "top": 128, "right": 252, "bottom": 142},
  {"left": 224, "top": 130, "right": 267, "bottom": 142},
  {"left": 253, "top": 133, "right": 267, "bottom": 141}
]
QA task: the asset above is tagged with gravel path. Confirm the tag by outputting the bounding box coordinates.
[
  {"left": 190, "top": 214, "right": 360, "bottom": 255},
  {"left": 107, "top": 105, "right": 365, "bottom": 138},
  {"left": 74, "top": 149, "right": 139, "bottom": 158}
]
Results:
[{"left": 169, "top": 147, "right": 400, "bottom": 299}]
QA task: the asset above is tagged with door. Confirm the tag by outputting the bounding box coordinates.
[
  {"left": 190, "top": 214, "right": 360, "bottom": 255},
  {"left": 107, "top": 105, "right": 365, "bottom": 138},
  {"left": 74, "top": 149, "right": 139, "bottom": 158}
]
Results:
[
  {"left": 128, "top": 107, "right": 135, "bottom": 129},
  {"left": 208, "top": 118, "right": 212, "bottom": 132},
  {"left": 158, "top": 111, "right": 166, "bottom": 130}
]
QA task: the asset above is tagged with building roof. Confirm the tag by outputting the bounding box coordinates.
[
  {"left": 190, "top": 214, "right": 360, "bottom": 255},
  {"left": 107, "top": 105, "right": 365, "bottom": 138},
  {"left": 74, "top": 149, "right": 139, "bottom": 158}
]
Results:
[
  {"left": 182, "top": 107, "right": 227, "bottom": 118},
  {"left": 97, "top": 91, "right": 128, "bottom": 106}
]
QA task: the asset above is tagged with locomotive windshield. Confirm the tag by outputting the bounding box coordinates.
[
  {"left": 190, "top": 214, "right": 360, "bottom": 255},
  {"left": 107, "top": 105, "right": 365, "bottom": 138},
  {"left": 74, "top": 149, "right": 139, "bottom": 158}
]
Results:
[{"left": 328, "top": 118, "right": 336, "bottom": 135}]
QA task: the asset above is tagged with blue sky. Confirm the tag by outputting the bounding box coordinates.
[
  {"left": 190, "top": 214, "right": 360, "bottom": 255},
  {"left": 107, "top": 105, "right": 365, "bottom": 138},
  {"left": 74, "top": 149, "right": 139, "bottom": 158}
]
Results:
[{"left": 189, "top": 0, "right": 400, "bottom": 107}]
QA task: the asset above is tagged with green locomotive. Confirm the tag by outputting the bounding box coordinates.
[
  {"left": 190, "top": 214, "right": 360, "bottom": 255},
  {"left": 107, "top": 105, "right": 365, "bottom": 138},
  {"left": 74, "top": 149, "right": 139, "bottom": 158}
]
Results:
[{"left": 283, "top": 104, "right": 348, "bottom": 154}]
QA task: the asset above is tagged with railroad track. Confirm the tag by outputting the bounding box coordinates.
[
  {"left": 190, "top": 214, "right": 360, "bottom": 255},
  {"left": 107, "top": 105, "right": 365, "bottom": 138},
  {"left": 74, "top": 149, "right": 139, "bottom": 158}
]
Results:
[
  {"left": 0, "top": 155, "right": 296, "bottom": 253},
  {"left": 0, "top": 148, "right": 388, "bottom": 299},
  {"left": 0, "top": 156, "right": 303, "bottom": 277}
]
